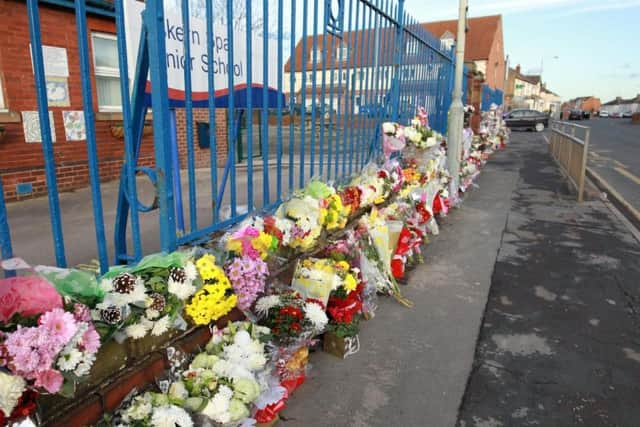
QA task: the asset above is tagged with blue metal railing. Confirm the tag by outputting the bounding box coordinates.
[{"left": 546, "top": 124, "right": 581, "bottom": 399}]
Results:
[
  {"left": 481, "top": 83, "right": 504, "bottom": 111},
  {"left": 0, "top": 0, "right": 457, "bottom": 274}
]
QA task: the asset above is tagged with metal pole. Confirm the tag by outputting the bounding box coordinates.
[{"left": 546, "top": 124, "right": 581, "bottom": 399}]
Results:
[{"left": 446, "top": 0, "right": 468, "bottom": 201}]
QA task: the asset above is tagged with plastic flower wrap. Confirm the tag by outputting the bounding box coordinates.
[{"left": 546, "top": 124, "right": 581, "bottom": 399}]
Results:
[
  {"left": 93, "top": 252, "right": 197, "bottom": 341},
  {"left": 291, "top": 258, "right": 359, "bottom": 308},
  {"left": 0, "top": 274, "right": 63, "bottom": 323},
  {"left": 381, "top": 122, "right": 406, "bottom": 160},
  {"left": 275, "top": 196, "right": 323, "bottom": 251},
  {"left": 224, "top": 256, "right": 269, "bottom": 311},
  {"left": 254, "top": 291, "right": 328, "bottom": 345},
  {"left": 185, "top": 254, "right": 237, "bottom": 325},
  {"left": 351, "top": 165, "right": 389, "bottom": 207},
  {"left": 0, "top": 303, "right": 101, "bottom": 397}
]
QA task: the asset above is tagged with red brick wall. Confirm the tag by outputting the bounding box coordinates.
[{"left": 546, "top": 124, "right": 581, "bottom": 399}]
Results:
[
  {"left": 484, "top": 21, "right": 505, "bottom": 91},
  {"left": 174, "top": 108, "right": 228, "bottom": 169},
  {"left": 0, "top": 1, "right": 228, "bottom": 202}
]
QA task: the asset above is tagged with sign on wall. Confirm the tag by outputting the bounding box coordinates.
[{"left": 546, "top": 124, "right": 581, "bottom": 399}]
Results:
[
  {"left": 21, "top": 111, "right": 56, "bottom": 143},
  {"left": 124, "top": 0, "right": 280, "bottom": 107}
]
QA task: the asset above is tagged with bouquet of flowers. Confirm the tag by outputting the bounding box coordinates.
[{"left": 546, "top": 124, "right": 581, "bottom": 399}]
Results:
[
  {"left": 338, "top": 186, "right": 362, "bottom": 215},
  {"left": 351, "top": 165, "right": 389, "bottom": 207},
  {"left": 94, "top": 252, "right": 198, "bottom": 340},
  {"left": 381, "top": 122, "right": 406, "bottom": 160},
  {"left": 169, "top": 322, "right": 272, "bottom": 425},
  {"left": 225, "top": 256, "right": 269, "bottom": 312},
  {"left": 275, "top": 196, "right": 323, "bottom": 251},
  {"left": 291, "top": 258, "right": 359, "bottom": 307},
  {"left": 184, "top": 254, "right": 237, "bottom": 326},
  {"left": 254, "top": 291, "right": 328, "bottom": 345},
  {"left": 225, "top": 223, "right": 279, "bottom": 261},
  {"left": 114, "top": 391, "right": 193, "bottom": 427},
  {"left": 1, "top": 303, "right": 101, "bottom": 397}
]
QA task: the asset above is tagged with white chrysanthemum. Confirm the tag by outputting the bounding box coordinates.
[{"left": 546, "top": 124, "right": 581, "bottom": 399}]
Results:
[
  {"left": 168, "top": 278, "right": 196, "bottom": 301},
  {"left": 99, "top": 278, "right": 114, "bottom": 293},
  {"left": 151, "top": 316, "right": 171, "bottom": 337},
  {"left": 381, "top": 122, "right": 396, "bottom": 134},
  {"left": 0, "top": 371, "right": 26, "bottom": 417},
  {"left": 74, "top": 352, "right": 96, "bottom": 377},
  {"left": 122, "top": 395, "right": 152, "bottom": 422},
  {"left": 201, "top": 385, "right": 233, "bottom": 424},
  {"left": 125, "top": 322, "right": 150, "bottom": 339},
  {"left": 145, "top": 308, "right": 160, "bottom": 320},
  {"left": 150, "top": 405, "right": 193, "bottom": 427},
  {"left": 57, "top": 348, "right": 83, "bottom": 371},
  {"left": 254, "top": 295, "right": 280, "bottom": 317},
  {"left": 212, "top": 359, "right": 253, "bottom": 381},
  {"left": 304, "top": 302, "right": 328, "bottom": 332},
  {"left": 184, "top": 262, "right": 198, "bottom": 282}
]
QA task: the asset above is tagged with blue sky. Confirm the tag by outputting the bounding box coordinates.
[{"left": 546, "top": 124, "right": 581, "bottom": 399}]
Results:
[{"left": 404, "top": 0, "right": 640, "bottom": 102}]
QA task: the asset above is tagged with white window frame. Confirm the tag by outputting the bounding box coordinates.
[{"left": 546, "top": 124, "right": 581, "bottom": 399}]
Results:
[
  {"left": 91, "top": 32, "right": 122, "bottom": 113},
  {"left": 0, "top": 77, "right": 7, "bottom": 112}
]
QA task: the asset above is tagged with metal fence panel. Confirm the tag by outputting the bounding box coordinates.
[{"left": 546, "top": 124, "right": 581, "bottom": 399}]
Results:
[{"left": 0, "top": 0, "right": 456, "bottom": 273}]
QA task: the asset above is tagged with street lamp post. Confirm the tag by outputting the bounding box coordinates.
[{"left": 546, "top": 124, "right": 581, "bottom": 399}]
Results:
[{"left": 446, "top": 0, "right": 468, "bottom": 202}]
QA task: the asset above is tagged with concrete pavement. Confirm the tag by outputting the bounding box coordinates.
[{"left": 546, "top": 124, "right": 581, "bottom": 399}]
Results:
[{"left": 458, "top": 132, "right": 640, "bottom": 426}]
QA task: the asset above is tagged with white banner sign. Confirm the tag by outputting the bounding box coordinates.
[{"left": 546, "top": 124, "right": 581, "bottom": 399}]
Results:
[{"left": 124, "top": 0, "right": 279, "bottom": 105}]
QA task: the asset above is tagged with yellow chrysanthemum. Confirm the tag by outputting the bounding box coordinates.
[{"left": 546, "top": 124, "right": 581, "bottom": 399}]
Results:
[{"left": 344, "top": 273, "right": 357, "bottom": 293}]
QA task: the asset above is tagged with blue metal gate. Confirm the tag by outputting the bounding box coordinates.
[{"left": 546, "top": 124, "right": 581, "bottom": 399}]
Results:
[
  {"left": 481, "top": 83, "right": 504, "bottom": 111},
  {"left": 0, "top": 0, "right": 455, "bottom": 275}
]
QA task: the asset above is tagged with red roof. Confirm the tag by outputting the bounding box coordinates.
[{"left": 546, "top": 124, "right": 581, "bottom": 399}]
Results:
[{"left": 422, "top": 15, "right": 501, "bottom": 61}]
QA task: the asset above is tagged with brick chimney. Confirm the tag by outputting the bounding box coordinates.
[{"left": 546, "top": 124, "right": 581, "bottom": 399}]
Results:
[{"left": 515, "top": 64, "right": 521, "bottom": 75}]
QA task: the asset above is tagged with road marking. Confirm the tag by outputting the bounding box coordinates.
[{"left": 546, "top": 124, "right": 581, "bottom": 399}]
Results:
[
  {"left": 614, "top": 166, "right": 640, "bottom": 186},
  {"left": 613, "top": 160, "right": 629, "bottom": 169}
]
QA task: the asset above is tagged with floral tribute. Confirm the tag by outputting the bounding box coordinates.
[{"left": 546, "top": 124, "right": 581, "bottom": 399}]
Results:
[
  {"left": 254, "top": 291, "right": 328, "bottom": 345},
  {"left": 275, "top": 195, "right": 323, "bottom": 251},
  {"left": 184, "top": 254, "right": 237, "bottom": 325},
  {"left": 94, "top": 252, "right": 198, "bottom": 340}
]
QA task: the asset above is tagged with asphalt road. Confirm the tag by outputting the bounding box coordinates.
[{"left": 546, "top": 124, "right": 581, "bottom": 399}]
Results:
[{"left": 582, "top": 117, "right": 640, "bottom": 216}]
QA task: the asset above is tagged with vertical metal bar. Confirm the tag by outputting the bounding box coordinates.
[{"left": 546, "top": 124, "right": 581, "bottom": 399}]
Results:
[
  {"left": 370, "top": 0, "right": 387, "bottom": 160},
  {"left": 226, "top": 0, "right": 237, "bottom": 218},
  {"left": 26, "top": 0, "right": 66, "bottom": 267},
  {"left": 262, "top": 0, "right": 270, "bottom": 206},
  {"left": 348, "top": 0, "right": 361, "bottom": 176},
  {"left": 309, "top": 0, "right": 319, "bottom": 178},
  {"left": 75, "top": 0, "right": 108, "bottom": 273},
  {"left": 144, "top": 0, "right": 176, "bottom": 253},
  {"left": 246, "top": 0, "right": 254, "bottom": 212},
  {"left": 205, "top": 0, "right": 219, "bottom": 223},
  {"left": 334, "top": 13, "right": 346, "bottom": 179},
  {"left": 181, "top": 0, "right": 197, "bottom": 231},
  {"left": 276, "top": 0, "right": 284, "bottom": 201},
  {"left": 360, "top": 3, "right": 374, "bottom": 167},
  {"left": 342, "top": 0, "right": 354, "bottom": 178},
  {"left": 391, "top": 0, "right": 404, "bottom": 123},
  {"left": 288, "top": 0, "right": 296, "bottom": 192},
  {"left": 299, "top": 0, "right": 308, "bottom": 188},
  {"left": 169, "top": 110, "right": 185, "bottom": 234},
  {"left": 578, "top": 127, "right": 590, "bottom": 202},
  {"left": 114, "top": 0, "right": 142, "bottom": 262},
  {"left": 0, "top": 177, "right": 15, "bottom": 277},
  {"left": 326, "top": 35, "right": 337, "bottom": 179},
  {"left": 319, "top": 15, "right": 329, "bottom": 177}
]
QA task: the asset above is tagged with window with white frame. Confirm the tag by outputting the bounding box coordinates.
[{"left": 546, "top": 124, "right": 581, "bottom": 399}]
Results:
[
  {"left": 310, "top": 48, "right": 323, "bottom": 64},
  {"left": 336, "top": 42, "right": 348, "bottom": 59},
  {"left": 405, "top": 39, "right": 419, "bottom": 56},
  {"left": 0, "top": 77, "right": 6, "bottom": 111},
  {"left": 91, "top": 33, "right": 122, "bottom": 112}
]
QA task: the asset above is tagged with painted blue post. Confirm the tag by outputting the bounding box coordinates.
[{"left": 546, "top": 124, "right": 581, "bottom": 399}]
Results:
[
  {"left": 299, "top": 0, "right": 308, "bottom": 189},
  {"left": 170, "top": 110, "right": 185, "bottom": 234},
  {"left": 391, "top": 0, "right": 405, "bottom": 123},
  {"left": 181, "top": 0, "right": 197, "bottom": 232},
  {"left": 261, "top": 0, "right": 270, "bottom": 206},
  {"left": 205, "top": 0, "right": 219, "bottom": 223},
  {"left": 276, "top": 0, "right": 284, "bottom": 201},
  {"left": 74, "top": 0, "right": 109, "bottom": 273},
  {"left": 310, "top": 0, "right": 319, "bottom": 178},
  {"left": 226, "top": 0, "right": 237, "bottom": 218},
  {"left": 288, "top": 0, "right": 296, "bottom": 191},
  {"left": 114, "top": 0, "right": 143, "bottom": 264},
  {"left": 144, "top": 0, "right": 176, "bottom": 253},
  {"left": 0, "top": 177, "right": 14, "bottom": 277},
  {"left": 26, "top": 0, "right": 66, "bottom": 267},
  {"left": 245, "top": 0, "right": 254, "bottom": 213}
]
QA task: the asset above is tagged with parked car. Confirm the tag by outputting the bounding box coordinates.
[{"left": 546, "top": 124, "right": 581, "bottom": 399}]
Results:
[
  {"left": 610, "top": 112, "right": 622, "bottom": 118},
  {"left": 503, "top": 109, "right": 549, "bottom": 132},
  {"left": 599, "top": 110, "right": 609, "bottom": 118},
  {"left": 622, "top": 111, "right": 633, "bottom": 118},
  {"left": 359, "top": 103, "right": 391, "bottom": 118},
  {"left": 582, "top": 110, "right": 591, "bottom": 119},
  {"left": 568, "top": 110, "right": 583, "bottom": 120}
]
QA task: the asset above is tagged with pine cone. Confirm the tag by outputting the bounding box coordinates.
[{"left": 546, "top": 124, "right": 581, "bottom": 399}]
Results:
[
  {"left": 149, "top": 292, "right": 166, "bottom": 312},
  {"left": 113, "top": 273, "right": 137, "bottom": 294},
  {"left": 101, "top": 305, "right": 123, "bottom": 324}
]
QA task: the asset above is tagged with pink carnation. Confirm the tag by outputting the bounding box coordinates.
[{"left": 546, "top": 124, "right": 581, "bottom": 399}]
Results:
[
  {"left": 39, "top": 308, "right": 78, "bottom": 346},
  {"left": 73, "top": 304, "right": 91, "bottom": 322},
  {"left": 0, "top": 276, "right": 63, "bottom": 322},
  {"left": 80, "top": 327, "right": 101, "bottom": 354},
  {"left": 34, "top": 369, "right": 64, "bottom": 393}
]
